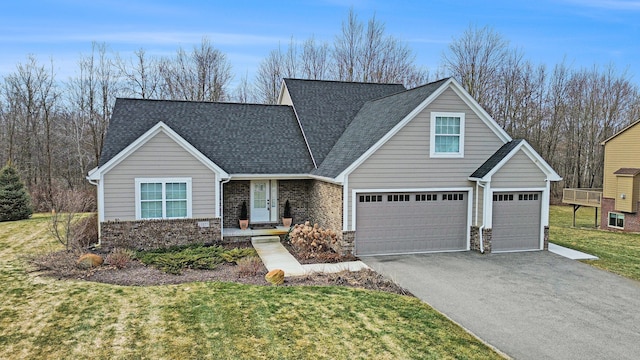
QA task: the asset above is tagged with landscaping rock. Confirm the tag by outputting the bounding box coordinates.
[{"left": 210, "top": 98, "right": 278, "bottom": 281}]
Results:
[
  {"left": 77, "top": 253, "right": 103, "bottom": 269},
  {"left": 265, "top": 269, "right": 285, "bottom": 285}
]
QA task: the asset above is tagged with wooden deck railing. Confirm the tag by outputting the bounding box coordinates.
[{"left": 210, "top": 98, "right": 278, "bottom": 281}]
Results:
[{"left": 562, "top": 188, "right": 603, "bottom": 207}]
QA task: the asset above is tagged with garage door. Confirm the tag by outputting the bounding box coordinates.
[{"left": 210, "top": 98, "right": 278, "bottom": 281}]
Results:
[
  {"left": 355, "top": 191, "right": 468, "bottom": 255},
  {"left": 492, "top": 192, "right": 542, "bottom": 252}
]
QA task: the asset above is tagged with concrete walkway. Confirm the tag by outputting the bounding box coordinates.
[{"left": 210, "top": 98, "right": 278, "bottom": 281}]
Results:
[
  {"left": 548, "top": 243, "right": 599, "bottom": 260},
  {"left": 251, "top": 236, "right": 369, "bottom": 277}
]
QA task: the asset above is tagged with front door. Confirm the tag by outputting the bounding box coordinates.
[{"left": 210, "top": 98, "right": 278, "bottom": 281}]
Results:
[{"left": 251, "top": 180, "right": 270, "bottom": 222}]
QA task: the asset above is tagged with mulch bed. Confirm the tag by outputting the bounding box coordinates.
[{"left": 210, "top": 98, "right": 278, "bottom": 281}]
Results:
[{"left": 30, "top": 241, "right": 412, "bottom": 296}]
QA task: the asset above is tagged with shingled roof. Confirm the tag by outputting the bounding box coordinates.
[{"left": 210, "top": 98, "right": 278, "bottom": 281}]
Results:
[
  {"left": 469, "top": 139, "right": 524, "bottom": 179},
  {"left": 313, "top": 78, "right": 450, "bottom": 178},
  {"left": 100, "top": 99, "right": 314, "bottom": 174},
  {"left": 283, "top": 78, "right": 406, "bottom": 166}
]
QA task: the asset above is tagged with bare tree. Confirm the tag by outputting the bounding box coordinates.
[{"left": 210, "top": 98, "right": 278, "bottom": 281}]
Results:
[
  {"left": 116, "top": 48, "right": 161, "bottom": 99},
  {"left": 159, "top": 37, "right": 233, "bottom": 102},
  {"left": 442, "top": 25, "right": 509, "bottom": 107}
]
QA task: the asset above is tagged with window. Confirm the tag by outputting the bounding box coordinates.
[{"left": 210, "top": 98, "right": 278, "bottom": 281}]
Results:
[
  {"left": 493, "top": 194, "right": 514, "bottom": 201},
  {"left": 608, "top": 212, "right": 624, "bottom": 229},
  {"left": 135, "top": 178, "right": 192, "bottom": 219},
  {"left": 442, "top": 193, "right": 464, "bottom": 201},
  {"left": 430, "top": 112, "right": 465, "bottom": 158},
  {"left": 416, "top": 194, "right": 437, "bottom": 201},
  {"left": 359, "top": 195, "right": 382, "bottom": 203},
  {"left": 387, "top": 194, "right": 410, "bottom": 202},
  {"left": 519, "top": 193, "right": 539, "bottom": 201}
]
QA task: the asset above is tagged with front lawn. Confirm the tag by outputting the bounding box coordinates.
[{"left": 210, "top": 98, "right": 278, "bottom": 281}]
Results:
[
  {"left": 0, "top": 214, "right": 502, "bottom": 359},
  {"left": 549, "top": 205, "right": 640, "bottom": 281}
]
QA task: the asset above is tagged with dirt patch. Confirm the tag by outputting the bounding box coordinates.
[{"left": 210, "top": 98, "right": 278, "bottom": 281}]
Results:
[{"left": 29, "top": 242, "right": 411, "bottom": 296}]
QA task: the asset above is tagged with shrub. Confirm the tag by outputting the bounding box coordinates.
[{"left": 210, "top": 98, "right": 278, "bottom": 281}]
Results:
[
  {"left": 77, "top": 253, "right": 103, "bottom": 269},
  {"left": 136, "top": 245, "right": 225, "bottom": 275},
  {"left": 105, "top": 248, "right": 133, "bottom": 269},
  {"left": 70, "top": 214, "right": 98, "bottom": 249},
  {"left": 288, "top": 221, "right": 338, "bottom": 259},
  {"left": 0, "top": 164, "right": 33, "bottom": 221},
  {"left": 29, "top": 249, "right": 85, "bottom": 278},
  {"left": 265, "top": 269, "right": 285, "bottom": 285},
  {"left": 235, "top": 256, "right": 264, "bottom": 277},
  {"left": 221, "top": 248, "right": 257, "bottom": 264}
]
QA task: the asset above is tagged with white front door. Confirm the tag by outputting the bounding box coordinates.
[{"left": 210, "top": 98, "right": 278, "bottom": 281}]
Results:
[{"left": 251, "top": 180, "right": 270, "bottom": 222}]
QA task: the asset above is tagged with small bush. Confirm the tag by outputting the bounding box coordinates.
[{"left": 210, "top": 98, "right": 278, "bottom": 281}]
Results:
[
  {"left": 265, "top": 269, "right": 285, "bottom": 285},
  {"left": 29, "top": 249, "right": 85, "bottom": 278},
  {"left": 70, "top": 214, "right": 98, "bottom": 249},
  {"left": 221, "top": 248, "right": 257, "bottom": 263},
  {"left": 288, "top": 221, "right": 338, "bottom": 259},
  {"left": 235, "top": 256, "right": 264, "bottom": 277},
  {"left": 105, "top": 248, "right": 133, "bottom": 269}
]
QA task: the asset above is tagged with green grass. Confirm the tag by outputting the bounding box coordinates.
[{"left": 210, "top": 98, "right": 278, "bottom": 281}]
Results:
[
  {"left": 0, "top": 214, "right": 502, "bottom": 359},
  {"left": 549, "top": 205, "right": 640, "bottom": 281}
]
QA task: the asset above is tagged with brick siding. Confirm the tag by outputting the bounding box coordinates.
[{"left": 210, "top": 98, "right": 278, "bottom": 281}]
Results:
[
  {"left": 601, "top": 197, "right": 640, "bottom": 232},
  {"left": 222, "top": 180, "right": 250, "bottom": 228},
  {"left": 100, "top": 217, "right": 221, "bottom": 251}
]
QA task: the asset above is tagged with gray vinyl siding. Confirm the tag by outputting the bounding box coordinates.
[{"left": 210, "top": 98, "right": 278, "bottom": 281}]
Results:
[
  {"left": 491, "top": 150, "right": 547, "bottom": 188},
  {"left": 347, "top": 87, "right": 504, "bottom": 229},
  {"left": 103, "top": 131, "right": 217, "bottom": 221},
  {"left": 476, "top": 184, "right": 485, "bottom": 225}
]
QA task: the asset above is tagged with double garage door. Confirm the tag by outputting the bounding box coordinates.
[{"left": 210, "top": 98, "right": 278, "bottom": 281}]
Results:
[
  {"left": 355, "top": 191, "right": 468, "bottom": 255},
  {"left": 492, "top": 192, "right": 542, "bottom": 252}
]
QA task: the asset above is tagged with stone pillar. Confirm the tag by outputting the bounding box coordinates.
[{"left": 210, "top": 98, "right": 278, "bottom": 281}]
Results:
[{"left": 543, "top": 226, "right": 549, "bottom": 250}]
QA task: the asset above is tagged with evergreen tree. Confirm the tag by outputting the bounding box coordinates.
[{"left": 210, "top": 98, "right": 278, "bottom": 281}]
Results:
[{"left": 0, "top": 164, "right": 33, "bottom": 221}]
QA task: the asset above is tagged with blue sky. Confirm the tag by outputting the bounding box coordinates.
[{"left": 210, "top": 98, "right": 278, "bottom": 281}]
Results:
[{"left": 1, "top": 0, "right": 639, "bottom": 84}]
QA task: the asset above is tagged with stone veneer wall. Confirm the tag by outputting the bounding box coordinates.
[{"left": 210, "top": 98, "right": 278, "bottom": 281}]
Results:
[
  {"left": 100, "top": 218, "right": 221, "bottom": 251},
  {"left": 307, "top": 180, "right": 343, "bottom": 236},
  {"left": 278, "top": 180, "right": 310, "bottom": 225},
  {"left": 543, "top": 226, "right": 549, "bottom": 250},
  {"left": 223, "top": 180, "right": 250, "bottom": 228},
  {"left": 469, "top": 226, "right": 492, "bottom": 253},
  {"left": 338, "top": 231, "right": 355, "bottom": 256},
  {"left": 600, "top": 197, "right": 640, "bottom": 232}
]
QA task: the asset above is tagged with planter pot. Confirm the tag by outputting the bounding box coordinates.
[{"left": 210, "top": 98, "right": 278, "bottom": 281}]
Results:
[
  {"left": 282, "top": 218, "right": 292, "bottom": 227},
  {"left": 239, "top": 219, "right": 249, "bottom": 230}
]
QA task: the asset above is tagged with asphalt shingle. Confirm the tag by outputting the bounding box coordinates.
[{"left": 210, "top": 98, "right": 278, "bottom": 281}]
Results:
[
  {"left": 312, "top": 78, "right": 449, "bottom": 178},
  {"left": 469, "top": 139, "right": 523, "bottom": 179},
  {"left": 100, "top": 99, "right": 315, "bottom": 174},
  {"left": 283, "top": 78, "right": 406, "bottom": 166}
]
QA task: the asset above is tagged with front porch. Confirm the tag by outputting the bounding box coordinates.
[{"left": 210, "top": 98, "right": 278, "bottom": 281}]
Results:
[{"left": 223, "top": 225, "right": 291, "bottom": 240}]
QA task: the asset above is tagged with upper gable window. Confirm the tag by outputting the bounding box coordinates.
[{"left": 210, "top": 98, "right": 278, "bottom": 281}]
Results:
[{"left": 430, "top": 112, "right": 465, "bottom": 158}]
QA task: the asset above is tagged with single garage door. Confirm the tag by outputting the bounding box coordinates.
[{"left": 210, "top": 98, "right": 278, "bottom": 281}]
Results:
[
  {"left": 355, "top": 191, "right": 468, "bottom": 255},
  {"left": 492, "top": 192, "right": 542, "bottom": 252}
]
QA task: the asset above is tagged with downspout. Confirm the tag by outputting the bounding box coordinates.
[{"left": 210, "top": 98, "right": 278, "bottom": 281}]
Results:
[
  {"left": 477, "top": 181, "right": 487, "bottom": 253},
  {"left": 220, "top": 177, "right": 232, "bottom": 240},
  {"left": 86, "top": 177, "right": 101, "bottom": 245}
]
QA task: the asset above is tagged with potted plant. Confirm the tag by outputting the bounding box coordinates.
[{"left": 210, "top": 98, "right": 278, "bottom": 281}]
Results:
[
  {"left": 282, "top": 200, "right": 293, "bottom": 227},
  {"left": 239, "top": 201, "right": 249, "bottom": 230}
]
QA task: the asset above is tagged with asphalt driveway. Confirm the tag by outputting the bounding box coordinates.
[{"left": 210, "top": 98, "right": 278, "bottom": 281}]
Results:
[{"left": 363, "top": 251, "right": 640, "bottom": 360}]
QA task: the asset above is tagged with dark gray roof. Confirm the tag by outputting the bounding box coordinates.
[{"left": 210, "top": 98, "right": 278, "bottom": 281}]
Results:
[
  {"left": 100, "top": 98, "right": 314, "bottom": 174},
  {"left": 613, "top": 168, "right": 640, "bottom": 176},
  {"left": 283, "top": 78, "right": 406, "bottom": 166},
  {"left": 469, "top": 139, "right": 523, "bottom": 179},
  {"left": 313, "top": 79, "right": 450, "bottom": 178}
]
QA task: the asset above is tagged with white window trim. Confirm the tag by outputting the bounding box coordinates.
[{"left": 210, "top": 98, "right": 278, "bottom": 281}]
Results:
[
  {"left": 430, "top": 112, "right": 465, "bottom": 158},
  {"left": 135, "top": 177, "right": 192, "bottom": 220},
  {"left": 608, "top": 212, "right": 625, "bottom": 229}
]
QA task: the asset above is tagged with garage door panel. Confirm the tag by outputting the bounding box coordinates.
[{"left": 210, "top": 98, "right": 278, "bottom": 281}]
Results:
[
  {"left": 492, "top": 192, "right": 541, "bottom": 252},
  {"left": 356, "top": 192, "right": 468, "bottom": 255}
]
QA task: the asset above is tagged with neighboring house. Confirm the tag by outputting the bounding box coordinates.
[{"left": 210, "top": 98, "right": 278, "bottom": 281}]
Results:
[
  {"left": 87, "top": 78, "right": 561, "bottom": 255},
  {"left": 600, "top": 120, "right": 640, "bottom": 232}
]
